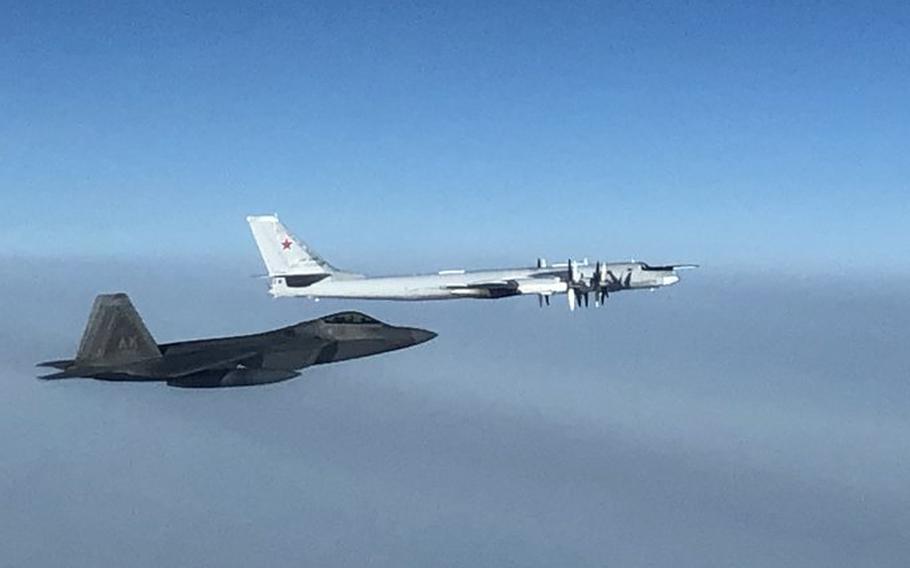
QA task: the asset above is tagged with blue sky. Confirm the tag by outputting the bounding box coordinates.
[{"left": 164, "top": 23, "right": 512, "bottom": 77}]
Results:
[
  {"left": 1, "top": 1, "right": 908, "bottom": 269},
  {"left": 2, "top": 6, "right": 910, "bottom": 565}
]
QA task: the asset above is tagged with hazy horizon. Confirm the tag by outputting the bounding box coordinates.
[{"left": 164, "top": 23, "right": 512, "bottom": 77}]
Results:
[{"left": 2, "top": 257, "right": 908, "bottom": 566}]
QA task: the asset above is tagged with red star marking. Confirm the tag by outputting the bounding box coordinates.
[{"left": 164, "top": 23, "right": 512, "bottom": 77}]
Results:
[{"left": 281, "top": 238, "right": 292, "bottom": 250}]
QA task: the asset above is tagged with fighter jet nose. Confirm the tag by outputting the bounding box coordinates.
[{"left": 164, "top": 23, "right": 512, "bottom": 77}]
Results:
[{"left": 409, "top": 328, "right": 437, "bottom": 345}]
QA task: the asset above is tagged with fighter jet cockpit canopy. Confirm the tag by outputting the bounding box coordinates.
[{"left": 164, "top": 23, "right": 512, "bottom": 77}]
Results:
[{"left": 321, "top": 312, "right": 382, "bottom": 325}]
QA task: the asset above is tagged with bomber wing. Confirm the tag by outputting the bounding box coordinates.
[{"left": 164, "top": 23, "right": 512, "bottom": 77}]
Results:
[{"left": 444, "top": 277, "right": 566, "bottom": 297}]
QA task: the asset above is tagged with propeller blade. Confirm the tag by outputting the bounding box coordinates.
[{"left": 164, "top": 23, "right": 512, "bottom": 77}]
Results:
[
  {"left": 567, "top": 288, "right": 577, "bottom": 311},
  {"left": 568, "top": 259, "right": 580, "bottom": 284},
  {"left": 538, "top": 295, "right": 543, "bottom": 308},
  {"left": 545, "top": 295, "right": 550, "bottom": 306}
]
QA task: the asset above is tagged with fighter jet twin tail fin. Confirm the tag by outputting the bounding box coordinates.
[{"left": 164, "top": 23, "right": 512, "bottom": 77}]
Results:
[{"left": 37, "top": 294, "right": 161, "bottom": 378}]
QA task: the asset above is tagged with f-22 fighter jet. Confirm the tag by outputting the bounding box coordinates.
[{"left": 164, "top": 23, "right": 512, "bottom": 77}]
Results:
[{"left": 38, "top": 294, "right": 435, "bottom": 388}]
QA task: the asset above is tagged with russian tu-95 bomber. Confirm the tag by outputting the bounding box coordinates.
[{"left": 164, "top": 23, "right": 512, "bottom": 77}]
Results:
[{"left": 247, "top": 214, "right": 696, "bottom": 311}]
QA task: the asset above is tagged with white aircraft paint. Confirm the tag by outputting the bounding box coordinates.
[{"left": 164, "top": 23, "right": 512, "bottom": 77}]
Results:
[{"left": 246, "top": 214, "right": 695, "bottom": 309}]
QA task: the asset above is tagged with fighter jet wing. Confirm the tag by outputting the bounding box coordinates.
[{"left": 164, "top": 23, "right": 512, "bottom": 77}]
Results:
[
  {"left": 44, "top": 350, "right": 262, "bottom": 380},
  {"left": 152, "top": 350, "right": 261, "bottom": 378}
]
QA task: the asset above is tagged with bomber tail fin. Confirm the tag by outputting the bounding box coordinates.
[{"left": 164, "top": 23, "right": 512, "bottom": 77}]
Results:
[
  {"left": 246, "top": 214, "right": 338, "bottom": 276},
  {"left": 74, "top": 293, "right": 161, "bottom": 366}
]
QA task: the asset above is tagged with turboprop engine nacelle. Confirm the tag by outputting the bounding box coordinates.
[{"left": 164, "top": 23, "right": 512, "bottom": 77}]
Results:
[{"left": 516, "top": 279, "right": 568, "bottom": 295}]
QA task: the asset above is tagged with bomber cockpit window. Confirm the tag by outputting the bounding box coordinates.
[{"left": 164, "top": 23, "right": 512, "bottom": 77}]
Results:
[{"left": 323, "top": 312, "right": 380, "bottom": 325}]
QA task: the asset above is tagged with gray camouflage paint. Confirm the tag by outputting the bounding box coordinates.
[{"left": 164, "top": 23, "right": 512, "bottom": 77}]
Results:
[{"left": 37, "top": 294, "right": 436, "bottom": 388}]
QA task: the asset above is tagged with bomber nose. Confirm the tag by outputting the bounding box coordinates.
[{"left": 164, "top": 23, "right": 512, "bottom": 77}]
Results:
[{"left": 408, "top": 328, "right": 437, "bottom": 345}]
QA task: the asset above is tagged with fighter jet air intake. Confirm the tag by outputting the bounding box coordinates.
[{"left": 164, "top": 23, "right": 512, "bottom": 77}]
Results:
[
  {"left": 38, "top": 294, "right": 436, "bottom": 388},
  {"left": 248, "top": 214, "right": 696, "bottom": 311}
]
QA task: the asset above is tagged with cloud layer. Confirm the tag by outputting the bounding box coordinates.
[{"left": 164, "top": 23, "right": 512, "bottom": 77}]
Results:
[{"left": 1, "top": 258, "right": 908, "bottom": 567}]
